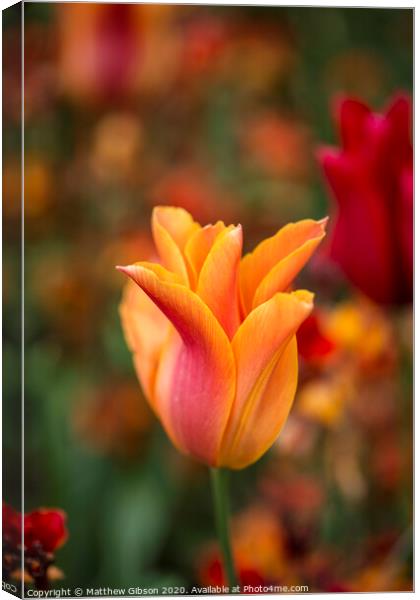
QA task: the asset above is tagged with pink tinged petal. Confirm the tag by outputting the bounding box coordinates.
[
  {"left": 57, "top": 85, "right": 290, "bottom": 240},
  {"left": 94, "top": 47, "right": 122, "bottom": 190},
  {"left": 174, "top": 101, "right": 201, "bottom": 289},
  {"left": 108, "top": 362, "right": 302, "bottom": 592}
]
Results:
[
  {"left": 152, "top": 206, "right": 200, "bottom": 286},
  {"left": 196, "top": 225, "right": 243, "bottom": 338},
  {"left": 334, "top": 96, "right": 371, "bottom": 151},
  {"left": 119, "top": 279, "right": 170, "bottom": 407},
  {"left": 117, "top": 262, "right": 236, "bottom": 466},
  {"left": 240, "top": 219, "right": 326, "bottom": 314},
  {"left": 219, "top": 290, "right": 314, "bottom": 469}
]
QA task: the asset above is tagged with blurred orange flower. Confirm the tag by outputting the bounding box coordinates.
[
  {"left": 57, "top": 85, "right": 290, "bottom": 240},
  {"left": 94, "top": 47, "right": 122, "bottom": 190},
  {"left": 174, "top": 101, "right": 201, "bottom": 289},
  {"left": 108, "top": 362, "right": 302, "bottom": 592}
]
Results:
[
  {"left": 222, "top": 22, "right": 296, "bottom": 95},
  {"left": 31, "top": 253, "right": 100, "bottom": 349},
  {"left": 199, "top": 506, "right": 285, "bottom": 587},
  {"left": 89, "top": 112, "right": 144, "bottom": 184},
  {"left": 57, "top": 4, "right": 179, "bottom": 104},
  {"left": 293, "top": 298, "right": 397, "bottom": 430},
  {"left": 260, "top": 474, "right": 324, "bottom": 520},
  {"left": 324, "top": 299, "right": 397, "bottom": 374},
  {"left": 25, "top": 157, "right": 54, "bottom": 218},
  {"left": 73, "top": 380, "right": 153, "bottom": 459},
  {"left": 241, "top": 113, "right": 312, "bottom": 180},
  {"left": 149, "top": 165, "right": 235, "bottom": 224},
  {"left": 297, "top": 375, "right": 351, "bottom": 428}
]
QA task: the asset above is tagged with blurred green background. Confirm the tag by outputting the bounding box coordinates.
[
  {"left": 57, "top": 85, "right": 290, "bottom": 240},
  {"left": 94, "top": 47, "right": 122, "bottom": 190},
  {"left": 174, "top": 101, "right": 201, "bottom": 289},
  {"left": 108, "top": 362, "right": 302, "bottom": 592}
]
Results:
[{"left": 3, "top": 3, "right": 412, "bottom": 593}]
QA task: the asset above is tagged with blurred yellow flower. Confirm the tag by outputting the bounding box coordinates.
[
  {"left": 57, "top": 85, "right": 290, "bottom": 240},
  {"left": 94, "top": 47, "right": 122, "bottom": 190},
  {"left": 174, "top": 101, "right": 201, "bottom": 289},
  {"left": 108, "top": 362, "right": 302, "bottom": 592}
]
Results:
[
  {"left": 324, "top": 300, "right": 397, "bottom": 373},
  {"left": 297, "top": 375, "right": 351, "bottom": 428}
]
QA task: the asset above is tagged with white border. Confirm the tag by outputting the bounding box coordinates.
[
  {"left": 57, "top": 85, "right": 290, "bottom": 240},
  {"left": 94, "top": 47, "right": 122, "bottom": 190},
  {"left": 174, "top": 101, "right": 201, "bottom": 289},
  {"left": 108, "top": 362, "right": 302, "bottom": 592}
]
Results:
[{"left": 0, "top": 1, "right": 415, "bottom": 599}]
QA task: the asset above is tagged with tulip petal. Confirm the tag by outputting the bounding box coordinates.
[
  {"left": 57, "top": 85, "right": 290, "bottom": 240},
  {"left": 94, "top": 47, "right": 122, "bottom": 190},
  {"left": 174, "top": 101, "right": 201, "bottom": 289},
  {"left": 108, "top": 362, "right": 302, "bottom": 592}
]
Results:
[
  {"left": 152, "top": 206, "right": 200, "bottom": 285},
  {"left": 253, "top": 223, "right": 326, "bottom": 310},
  {"left": 319, "top": 148, "right": 397, "bottom": 304},
  {"left": 117, "top": 262, "right": 236, "bottom": 465},
  {"left": 196, "top": 225, "right": 242, "bottom": 338},
  {"left": 335, "top": 96, "right": 371, "bottom": 151},
  {"left": 185, "top": 221, "right": 226, "bottom": 283},
  {"left": 385, "top": 94, "right": 413, "bottom": 170},
  {"left": 386, "top": 94, "right": 411, "bottom": 141},
  {"left": 240, "top": 220, "right": 326, "bottom": 314},
  {"left": 219, "top": 290, "right": 313, "bottom": 468},
  {"left": 119, "top": 278, "right": 170, "bottom": 406}
]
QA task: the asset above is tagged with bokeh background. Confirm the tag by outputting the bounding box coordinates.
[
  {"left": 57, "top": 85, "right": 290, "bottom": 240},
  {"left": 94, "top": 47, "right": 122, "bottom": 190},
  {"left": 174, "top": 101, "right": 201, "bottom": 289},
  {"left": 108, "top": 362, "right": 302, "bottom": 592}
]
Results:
[{"left": 3, "top": 3, "right": 413, "bottom": 593}]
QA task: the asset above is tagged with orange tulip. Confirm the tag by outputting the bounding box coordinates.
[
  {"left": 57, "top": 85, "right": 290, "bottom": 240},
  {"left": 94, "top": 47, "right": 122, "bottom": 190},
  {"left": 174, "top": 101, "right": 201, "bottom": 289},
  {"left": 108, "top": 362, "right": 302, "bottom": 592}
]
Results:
[{"left": 117, "top": 207, "right": 326, "bottom": 469}]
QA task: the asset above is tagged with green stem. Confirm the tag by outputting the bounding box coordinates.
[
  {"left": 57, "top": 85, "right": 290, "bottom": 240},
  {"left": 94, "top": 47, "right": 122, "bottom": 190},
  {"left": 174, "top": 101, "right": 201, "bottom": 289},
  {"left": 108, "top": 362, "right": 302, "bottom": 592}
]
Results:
[{"left": 210, "top": 468, "right": 238, "bottom": 589}]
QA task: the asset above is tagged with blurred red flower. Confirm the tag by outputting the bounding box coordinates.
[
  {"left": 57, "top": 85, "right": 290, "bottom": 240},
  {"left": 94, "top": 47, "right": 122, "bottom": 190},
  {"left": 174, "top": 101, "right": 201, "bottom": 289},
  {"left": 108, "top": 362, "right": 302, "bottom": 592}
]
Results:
[
  {"left": 297, "top": 311, "right": 336, "bottom": 365},
  {"left": 199, "top": 554, "right": 266, "bottom": 588},
  {"left": 3, "top": 503, "right": 68, "bottom": 586},
  {"left": 3, "top": 502, "right": 68, "bottom": 553},
  {"left": 180, "top": 16, "right": 229, "bottom": 78},
  {"left": 3, "top": 503, "right": 21, "bottom": 545},
  {"left": 24, "top": 510, "right": 68, "bottom": 554},
  {"left": 318, "top": 94, "right": 412, "bottom": 305}
]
